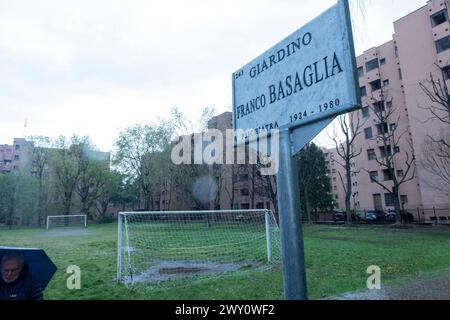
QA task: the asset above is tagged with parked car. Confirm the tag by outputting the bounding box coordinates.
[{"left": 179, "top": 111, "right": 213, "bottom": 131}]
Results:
[
  {"left": 384, "top": 210, "right": 415, "bottom": 223},
  {"left": 333, "top": 211, "right": 346, "bottom": 222},
  {"left": 333, "top": 210, "right": 362, "bottom": 222},
  {"left": 364, "top": 211, "right": 378, "bottom": 221},
  {"left": 385, "top": 211, "right": 397, "bottom": 222}
]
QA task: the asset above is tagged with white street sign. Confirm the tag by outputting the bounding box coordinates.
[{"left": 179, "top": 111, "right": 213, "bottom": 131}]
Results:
[{"left": 232, "top": 0, "right": 360, "bottom": 144}]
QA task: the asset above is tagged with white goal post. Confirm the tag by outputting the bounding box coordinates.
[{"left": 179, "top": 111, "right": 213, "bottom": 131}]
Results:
[
  {"left": 117, "top": 210, "right": 281, "bottom": 285},
  {"left": 46, "top": 215, "right": 87, "bottom": 229}
]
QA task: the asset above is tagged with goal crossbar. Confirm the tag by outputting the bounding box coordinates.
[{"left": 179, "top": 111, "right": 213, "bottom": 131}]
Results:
[{"left": 46, "top": 215, "right": 87, "bottom": 229}]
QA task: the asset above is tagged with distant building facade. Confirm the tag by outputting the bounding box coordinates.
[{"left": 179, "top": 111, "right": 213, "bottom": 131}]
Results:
[{"left": 349, "top": 0, "right": 450, "bottom": 217}]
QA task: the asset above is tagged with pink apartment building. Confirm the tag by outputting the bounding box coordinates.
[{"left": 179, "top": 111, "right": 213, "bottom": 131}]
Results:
[{"left": 350, "top": 0, "right": 450, "bottom": 218}]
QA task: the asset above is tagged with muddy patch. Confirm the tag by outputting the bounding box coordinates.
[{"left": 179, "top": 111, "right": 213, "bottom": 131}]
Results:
[{"left": 125, "top": 260, "right": 260, "bottom": 284}]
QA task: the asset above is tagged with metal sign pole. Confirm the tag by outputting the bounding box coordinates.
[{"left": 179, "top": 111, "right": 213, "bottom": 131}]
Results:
[{"left": 277, "top": 129, "right": 308, "bottom": 300}]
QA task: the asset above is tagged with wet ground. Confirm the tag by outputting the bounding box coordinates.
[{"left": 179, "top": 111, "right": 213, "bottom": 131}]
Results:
[
  {"left": 44, "top": 228, "right": 91, "bottom": 237},
  {"left": 125, "top": 259, "right": 261, "bottom": 284},
  {"left": 328, "top": 272, "right": 450, "bottom": 300}
]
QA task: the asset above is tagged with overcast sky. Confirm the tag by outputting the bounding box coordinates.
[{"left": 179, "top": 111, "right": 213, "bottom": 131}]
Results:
[{"left": 0, "top": 0, "right": 427, "bottom": 151}]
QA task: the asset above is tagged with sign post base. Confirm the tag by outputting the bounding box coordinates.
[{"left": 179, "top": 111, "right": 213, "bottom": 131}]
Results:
[{"left": 277, "top": 129, "right": 308, "bottom": 300}]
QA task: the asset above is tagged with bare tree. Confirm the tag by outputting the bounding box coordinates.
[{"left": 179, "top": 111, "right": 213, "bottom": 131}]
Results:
[
  {"left": 419, "top": 66, "right": 450, "bottom": 194},
  {"left": 366, "top": 91, "right": 416, "bottom": 222},
  {"left": 419, "top": 71, "right": 450, "bottom": 125},
  {"left": 328, "top": 112, "right": 367, "bottom": 223}
]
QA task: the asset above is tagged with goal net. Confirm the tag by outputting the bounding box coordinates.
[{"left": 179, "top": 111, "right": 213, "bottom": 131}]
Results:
[
  {"left": 46, "top": 215, "right": 87, "bottom": 229},
  {"left": 117, "top": 210, "right": 281, "bottom": 286}
]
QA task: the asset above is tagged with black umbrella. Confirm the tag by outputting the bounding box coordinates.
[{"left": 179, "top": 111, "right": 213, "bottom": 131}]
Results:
[{"left": 0, "top": 247, "right": 57, "bottom": 290}]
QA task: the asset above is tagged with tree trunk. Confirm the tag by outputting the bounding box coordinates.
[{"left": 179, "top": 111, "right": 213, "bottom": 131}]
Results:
[
  {"left": 345, "top": 160, "right": 352, "bottom": 224},
  {"left": 304, "top": 192, "right": 311, "bottom": 224},
  {"left": 38, "top": 179, "right": 43, "bottom": 228},
  {"left": 393, "top": 187, "right": 402, "bottom": 223}
]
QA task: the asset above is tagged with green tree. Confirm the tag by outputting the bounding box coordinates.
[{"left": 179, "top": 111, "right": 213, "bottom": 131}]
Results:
[
  {"left": 113, "top": 124, "right": 173, "bottom": 210},
  {"left": 95, "top": 170, "right": 122, "bottom": 221},
  {"left": 296, "top": 143, "right": 334, "bottom": 223},
  {"left": 0, "top": 172, "right": 38, "bottom": 228},
  {"left": 28, "top": 135, "right": 52, "bottom": 227},
  {"left": 51, "top": 135, "right": 85, "bottom": 215}
]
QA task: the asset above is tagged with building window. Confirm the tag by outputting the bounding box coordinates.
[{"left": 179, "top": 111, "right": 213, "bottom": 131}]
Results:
[
  {"left": 395, "top": 46, "right": 399, "bottom": 58},
  {"left": 358, "top": 66, "right": 364, "bottom": 78},
  {"left": 379, "top": 146, "right": 392, "bottom": 158},
  {"left": 370, "top": 79, "right": 382, "bottom": 91},
  {"left": 385, "top": 193, "right": 395, "bottom": 207},
  {"left": 364, "top": 127, "right": 373, "bottom": 139},
  {"left": 365, "top": 58, "right": 379, "bottom": 72},
  {"left": 360, "top": 86, "right": 367, "bottom": 97},
  {"left": 383, "top": 169, "right": 394, "bottom": 181},
  {"left": 397, "top": 170, "right": 404, "bottom": 178},
  {"left": 362, "top": 106, "right": 370, "bottom": 118},
  {"left": 15, "top": 145, "right": 20, "bottom": 150},
  {"left": 241, "top": 203, "right": 250, "bottom": 210},
  {"left": 376, "top": 123, "right": 389, "bottom": 135},
  {"left": 383, "top": 79, "right": 390, "bottom": 87},
  {"left": 394, "top": 146, "right": 400, "bottom": 154},
  {"left": 238, "top": 174, "right": 249, "bottom": 182},
  {"left": 13, "top": 165, "right": 19, "bottom": 171},
  {"left": 232, "top": 203, "right": 240, "bottom": 210},
  {"left": 400, "top": 195, "right": 408, "bottom": 205},
  {"left": 390, "top": 123, "right": 397, "bottom": 132},
  {"left": 240, "top": 189, "right": 249, "bottom": 196},
  {"left": 437, "top": 35, "right": 450, "bottom": 54},
  {"left": 443, "top": 66, "right": 450, "bottom": 80},
  {"left": 431, "top": 9, "right": 449, "bottom": 27},
  {"left": 370, "top": 171, "right": 379, "bottom": 183},
  {"left": 380, "top": 58, "right": 386, "bottom": 65},
  {"left": 374, "top": 101, "right": 385, "bottom": 113},
  {"left": 335, "top": 195, "right": 339, "bottom": 200},
  {"left": 367, "top": 149, "right": 376, "bottom": 161},
  {"left": 256, "top": 202, "right": 264, "bottom": 209},
  {"left": 14, "top": 155, "right": 20, "bottom": 161}
]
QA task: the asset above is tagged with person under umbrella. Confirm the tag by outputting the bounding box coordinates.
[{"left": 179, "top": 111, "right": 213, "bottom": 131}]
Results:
[
  {"left": 0, "top": 253, "right": 44, "bottom": 300},
  {"left": 0, "top": 246, "right": 59, "bottom": 300}
]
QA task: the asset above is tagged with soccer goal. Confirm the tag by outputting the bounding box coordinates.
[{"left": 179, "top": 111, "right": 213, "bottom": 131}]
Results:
[
  {"left": 46, "top": 215, "right": 87, "bottom": 229},
  {"left": 117, "top": 210, "right": 281, "bottom": 285}
]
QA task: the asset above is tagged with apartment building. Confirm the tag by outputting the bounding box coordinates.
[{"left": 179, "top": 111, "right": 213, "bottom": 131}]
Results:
[
  {"left": 323, "top": 148, "right": 348, "bottom": 210},
  {"left": 351, "top": 0, "right": 450, "bottom": 214},
  {"left": 0, "top": 138, "right": 33, "bottom": 174}
]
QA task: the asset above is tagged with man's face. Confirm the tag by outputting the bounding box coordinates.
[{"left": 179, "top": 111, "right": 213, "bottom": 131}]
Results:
[{"left": 1, "top": 259, "right": 23, "bottom": 284}]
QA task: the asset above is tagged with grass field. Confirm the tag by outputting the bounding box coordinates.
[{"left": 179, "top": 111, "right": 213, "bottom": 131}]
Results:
[{"left": 1, "top": 223, "right": 450, "bottom": 300}]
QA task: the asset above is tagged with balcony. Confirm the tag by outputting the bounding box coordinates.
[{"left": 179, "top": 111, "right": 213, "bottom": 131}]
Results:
[
  {"left": 432, "top": 21, "right": 450, "bottom": 41},
  {"left": 428, "top": 2, "right": 448, "bottom": 17},
  {"left": 369, "top": 88, "right": 384, "bottom": 102},
  {"left": 365, "top": 68, "right": 381, "bottom": 84}
]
